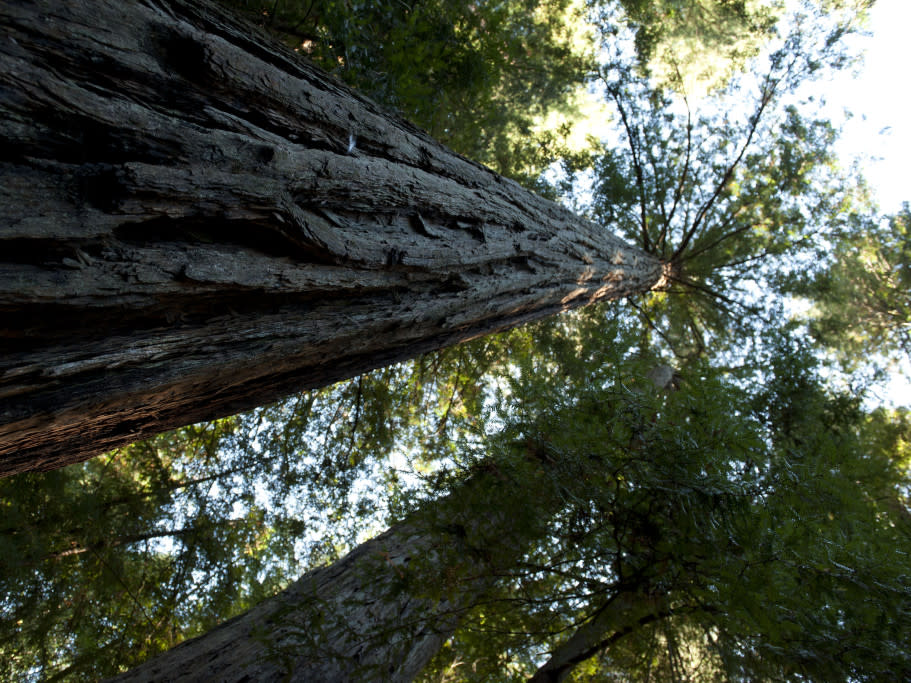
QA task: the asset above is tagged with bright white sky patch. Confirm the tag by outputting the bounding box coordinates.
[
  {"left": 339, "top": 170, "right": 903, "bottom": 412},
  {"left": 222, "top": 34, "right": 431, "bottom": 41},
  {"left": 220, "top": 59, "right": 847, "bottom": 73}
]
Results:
[
  {"left": 834, "top": 0, "right": 911, "bottom": 406},
  {"left": 819, "top": 0, "right": 911, "bottom": 214}
]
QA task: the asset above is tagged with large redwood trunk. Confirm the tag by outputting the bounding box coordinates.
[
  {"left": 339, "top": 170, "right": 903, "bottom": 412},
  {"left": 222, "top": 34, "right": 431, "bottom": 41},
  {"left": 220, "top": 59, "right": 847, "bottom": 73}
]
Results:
[{"left": 0, "top": 0, "right": 667, "bottom": 477}]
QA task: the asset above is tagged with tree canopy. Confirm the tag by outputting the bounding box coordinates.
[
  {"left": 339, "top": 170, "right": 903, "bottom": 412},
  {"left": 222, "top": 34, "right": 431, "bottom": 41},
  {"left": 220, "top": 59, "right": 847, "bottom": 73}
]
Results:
[
  {"left": 1, "top": 0, "right": 908, "bottom": 680},
  {"left": 784, "top": 204, "right": 911, "bottom": 369}
]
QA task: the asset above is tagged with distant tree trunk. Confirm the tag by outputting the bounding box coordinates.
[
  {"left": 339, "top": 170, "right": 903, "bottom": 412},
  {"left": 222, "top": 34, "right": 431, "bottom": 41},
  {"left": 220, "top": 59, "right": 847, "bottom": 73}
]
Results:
[
  {"left": 111, "top": 445, "right": 561, "bottom": 682},
  {"left": 111, "top": 521, "right": 466, "bottom": 681},
  {"left": 0, "top": 0, "right": 668, "bottom": 477}
]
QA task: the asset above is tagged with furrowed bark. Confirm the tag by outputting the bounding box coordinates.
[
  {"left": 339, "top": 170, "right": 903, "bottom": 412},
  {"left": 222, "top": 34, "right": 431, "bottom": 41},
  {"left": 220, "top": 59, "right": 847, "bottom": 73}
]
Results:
[{"left": 0, "top": 0, "right": 667, "bottom": 477}]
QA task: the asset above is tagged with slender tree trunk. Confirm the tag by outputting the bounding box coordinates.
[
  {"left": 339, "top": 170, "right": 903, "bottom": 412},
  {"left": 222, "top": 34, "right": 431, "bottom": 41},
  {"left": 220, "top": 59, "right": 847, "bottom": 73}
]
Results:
[
  {"left": 110, "top": 447, "right": 563, "bottom": 682},
  {"left": 0, "top": 0, "right": 667, "bottom": 477}
]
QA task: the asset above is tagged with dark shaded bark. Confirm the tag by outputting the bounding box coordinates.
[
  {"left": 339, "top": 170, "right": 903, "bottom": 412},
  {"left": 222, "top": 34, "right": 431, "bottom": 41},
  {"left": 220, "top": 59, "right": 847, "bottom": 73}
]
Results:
[{"left": 0, "top": 0, "right": 667, "bottom": 477}]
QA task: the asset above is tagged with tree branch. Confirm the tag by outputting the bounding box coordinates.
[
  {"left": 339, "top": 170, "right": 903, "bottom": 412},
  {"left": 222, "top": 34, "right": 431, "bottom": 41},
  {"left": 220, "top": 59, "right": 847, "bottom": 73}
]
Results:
[
  {"left": 660, "top": 101, "right": 693, "bottom": 255},
  {"left": 607, "top": 83, "right": 652, "bottom": 252},
  {"left": 529, "top": 593, "right": 671, "bottom": 683},
  {"left": 671, "top": 77, "right": 777, "bottom": 262}
]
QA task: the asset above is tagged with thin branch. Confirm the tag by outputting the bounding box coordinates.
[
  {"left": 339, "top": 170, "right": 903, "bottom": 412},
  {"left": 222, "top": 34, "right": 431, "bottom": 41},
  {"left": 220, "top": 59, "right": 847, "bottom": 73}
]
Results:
[
  {"left": 346, "top": 374, "right": 364, "bottom": 453},
  {"left": 715, "top": 248, "right": 778, "bottom": 272},
  {"left": 671, "top": 76, "right": 778, "bottom": 262},
  {"left": 626, "top": 299, "right": 680, "bottom": 355},
  {"left": 661, "top": 99, "right": 693, "bottom": 255},
  {"left": 530, "top": 598, "right": 673, "bottom": 682},
  {"left": 607, "top": 83, "right": 652, "bottom": 252},
  {"left": 530, "top": 601, "right": 718, "bottom": 683},
  {"left": 435, "top": 347, "right": 465, "bottom": 436},
  {"left": 513, "top": 560, "right": 617, "bottom": 590},
  {"left": 685, "top": 307, "right": 708, "bottom": 358},
  {"left": 41, "top": 519, "right": 247, "bottom": 564},
  {"left": 646, "top": 129, "right": 669, "bottom": 231},
  {"left": 88, "top": 545, "right": 159, "bottom": 635},
  {"left": 678, "top": 206, "right": 749, "bottom": 263},
  {"left": 670, "top": 275, "right": 752, "bottom": 314}
]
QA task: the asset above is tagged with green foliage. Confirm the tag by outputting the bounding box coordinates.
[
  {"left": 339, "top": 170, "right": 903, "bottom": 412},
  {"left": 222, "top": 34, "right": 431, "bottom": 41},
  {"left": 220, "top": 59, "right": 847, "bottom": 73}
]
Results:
[
  {"left": 602, "top": 0, "right": 782, "bottom": 91},
  {"left": 601, "top": 1, "right": 872, "bottom": 93},
  {"left": 557, "top": 18, "right": 862, "bottom": 362},
  {"left": 222, "top": 0, "right": 595, "bottom": 188},
  {"left": 784, "top": 205, "right": 911, "bottom": 368},
  {"left": 421, "top": 331, "right": 911, "bottom": 681},
  {"left": 0, "top": 418, "right": 290, "bottom": 681}
]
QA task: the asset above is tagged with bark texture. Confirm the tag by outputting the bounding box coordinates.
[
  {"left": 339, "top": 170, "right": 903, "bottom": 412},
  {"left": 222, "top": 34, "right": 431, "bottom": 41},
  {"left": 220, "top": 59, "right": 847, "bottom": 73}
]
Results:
[{"left": 0, "top": 0, "right": 667, "bottom": 477}]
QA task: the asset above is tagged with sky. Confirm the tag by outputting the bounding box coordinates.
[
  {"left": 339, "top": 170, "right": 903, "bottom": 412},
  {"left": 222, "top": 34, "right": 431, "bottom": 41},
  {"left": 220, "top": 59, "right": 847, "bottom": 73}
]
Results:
[
  {"left": 813, "top": 1, "right": 910, "bottom": 406},
  {"left": 822, "top": 0, "right": 910, "bottom": 214}
]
